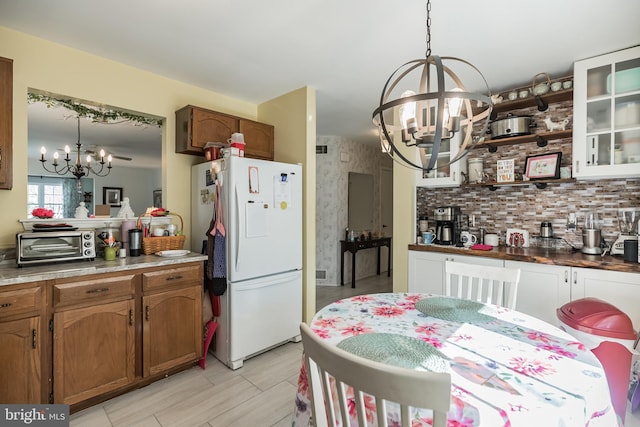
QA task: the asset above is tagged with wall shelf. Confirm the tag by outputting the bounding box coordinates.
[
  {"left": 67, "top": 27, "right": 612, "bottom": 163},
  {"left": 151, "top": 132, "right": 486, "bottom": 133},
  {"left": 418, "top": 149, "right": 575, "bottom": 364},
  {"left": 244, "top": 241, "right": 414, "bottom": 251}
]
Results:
[
  {"left": 462, "top": 178, "right": 576, "bottom": 191},
  {"left": 473, "top": 129, "right": 572, "bottom": 153}
]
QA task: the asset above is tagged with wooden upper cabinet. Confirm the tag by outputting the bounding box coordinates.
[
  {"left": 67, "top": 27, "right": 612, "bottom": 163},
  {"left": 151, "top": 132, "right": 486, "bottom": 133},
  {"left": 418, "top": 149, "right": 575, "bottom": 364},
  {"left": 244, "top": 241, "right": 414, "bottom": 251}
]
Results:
[
  {"left": 240, "top": 119, "right": 274, "bottom": 160},
  {"left": 175, "top": 105, "right": 274, "bottom": 160},
  {"left": 0, "top": 56, "right": 13, "bottom": 190},
  {"left": 175, "top": 105, "right": 238, "bottom": 155}
]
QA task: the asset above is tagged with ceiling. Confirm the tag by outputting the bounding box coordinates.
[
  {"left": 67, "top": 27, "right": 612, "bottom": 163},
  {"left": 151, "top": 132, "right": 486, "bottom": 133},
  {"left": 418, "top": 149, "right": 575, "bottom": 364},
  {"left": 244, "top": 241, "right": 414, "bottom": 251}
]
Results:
[{"left": 2, "top": 0, "right": 639, "bottom": 158}]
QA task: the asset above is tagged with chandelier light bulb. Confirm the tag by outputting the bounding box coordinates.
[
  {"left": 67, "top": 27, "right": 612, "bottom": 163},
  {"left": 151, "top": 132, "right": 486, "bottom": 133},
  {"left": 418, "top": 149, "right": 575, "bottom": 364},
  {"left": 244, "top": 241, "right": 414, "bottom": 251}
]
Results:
[{"left": 99, "top": 149, "right": 105, "bottom": 158}]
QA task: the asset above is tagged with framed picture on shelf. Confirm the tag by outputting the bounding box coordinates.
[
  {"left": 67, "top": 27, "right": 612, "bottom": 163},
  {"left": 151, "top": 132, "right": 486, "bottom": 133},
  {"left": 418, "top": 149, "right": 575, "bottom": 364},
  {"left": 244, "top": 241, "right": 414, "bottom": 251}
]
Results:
[
  {"left": 525, "top": 152, "right": 562, "bottom": 180},
  {"left": 103, "top": 187, "right": 123, "bottom": 207},
  {"left": 497, "top": 158, "right": 515, "bottom": 183},
  {"left": 153, "top": 189, "right": 162, "bottom": 208}
]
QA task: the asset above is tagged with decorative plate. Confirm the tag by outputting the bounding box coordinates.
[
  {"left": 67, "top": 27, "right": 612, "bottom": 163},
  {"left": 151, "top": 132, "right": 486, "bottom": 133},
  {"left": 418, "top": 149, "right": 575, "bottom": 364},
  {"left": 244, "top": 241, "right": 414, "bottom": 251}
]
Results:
[
  {"left": 337, "top": 333, "right": 449, "bottom": 372},
  {"left": 155, "top": 249, "right": 189, "bottom": 257},
  {"left": 415, "top": 296, "right": 495, "bottom": 323}
]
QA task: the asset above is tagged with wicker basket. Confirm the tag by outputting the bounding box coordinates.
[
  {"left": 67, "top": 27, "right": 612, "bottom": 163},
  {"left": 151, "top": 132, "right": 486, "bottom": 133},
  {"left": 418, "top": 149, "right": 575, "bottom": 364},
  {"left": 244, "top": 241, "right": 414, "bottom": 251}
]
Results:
[{"left": 139, "top": 213, "right": 186, "bottom": 255}]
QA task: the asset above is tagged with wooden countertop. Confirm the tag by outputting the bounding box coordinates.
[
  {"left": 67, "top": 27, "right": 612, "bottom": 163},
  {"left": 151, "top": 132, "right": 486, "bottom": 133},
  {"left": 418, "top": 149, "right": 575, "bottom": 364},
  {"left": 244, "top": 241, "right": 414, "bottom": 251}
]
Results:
[
  {"left": 0, "top": 252, "right": 208, "bottom": 287},
  {"left": 408, "top": 244, "right": 640, "bottom": 274}
]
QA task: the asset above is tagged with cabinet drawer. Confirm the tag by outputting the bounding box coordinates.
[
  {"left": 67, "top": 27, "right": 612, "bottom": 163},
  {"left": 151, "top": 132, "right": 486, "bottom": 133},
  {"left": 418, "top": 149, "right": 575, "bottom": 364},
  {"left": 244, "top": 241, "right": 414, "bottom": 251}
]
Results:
[
  {"left": 142, "top": 264, "right": 202, "bottom": 292},
  {"left": 0, "top": 286, "right": 42, "bottom": 319},
  {"left": 53, "top": 275, "right": 135, "bottom": 309}
]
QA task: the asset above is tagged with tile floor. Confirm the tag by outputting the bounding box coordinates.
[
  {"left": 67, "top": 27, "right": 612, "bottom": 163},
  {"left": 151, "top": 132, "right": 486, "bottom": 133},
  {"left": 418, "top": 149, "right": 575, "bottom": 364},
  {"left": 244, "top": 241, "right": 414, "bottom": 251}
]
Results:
[{"left": 69, "top": 274, "right": 393, "bottom": 427}]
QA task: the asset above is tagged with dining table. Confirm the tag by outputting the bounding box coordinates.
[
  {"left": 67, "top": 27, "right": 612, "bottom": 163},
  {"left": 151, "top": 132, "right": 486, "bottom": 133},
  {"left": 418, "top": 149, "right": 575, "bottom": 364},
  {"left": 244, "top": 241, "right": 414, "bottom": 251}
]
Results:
[{"left": 292, "top": 293, "right": 619, "bottom": 427}]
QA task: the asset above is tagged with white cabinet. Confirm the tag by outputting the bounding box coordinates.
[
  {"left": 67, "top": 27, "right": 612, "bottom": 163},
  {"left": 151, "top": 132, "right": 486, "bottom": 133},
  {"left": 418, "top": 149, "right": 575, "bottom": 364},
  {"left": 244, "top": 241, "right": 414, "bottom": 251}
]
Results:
[
  {"left": 506, "top": 260, "right": 640, "bottom": 329},
  {"left": 505, "top": 261, "right": 571, "bottom": 325},
  {"left": 408, "top": 251, "right": 502, "bottom": 295},
  {"left": 571, "top": 267, "right": 640, "bottom": 329},
  {"left": 415, "top": 133, "right": 467, "bottom": 187},
  {"left": 573, "top": 45, "right": 640, "bottom": 179}
]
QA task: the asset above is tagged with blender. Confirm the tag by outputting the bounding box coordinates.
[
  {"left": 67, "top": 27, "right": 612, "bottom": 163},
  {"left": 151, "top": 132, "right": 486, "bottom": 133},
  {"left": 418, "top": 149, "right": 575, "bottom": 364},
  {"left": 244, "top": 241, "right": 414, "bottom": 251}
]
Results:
[
  {"left": 581, "top": 210, "right": 602, "bottom": 255},
  {"left": 611, "top": 208, "right": 640, "bottom": 255}
]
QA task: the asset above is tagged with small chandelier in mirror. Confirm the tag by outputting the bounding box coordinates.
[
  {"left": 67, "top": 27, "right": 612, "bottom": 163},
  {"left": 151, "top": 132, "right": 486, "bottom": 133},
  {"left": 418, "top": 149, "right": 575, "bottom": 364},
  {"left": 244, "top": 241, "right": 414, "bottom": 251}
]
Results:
[
  {"left": 372, "top": 0, "right": 493, "bottom": 172},
  {"left": 39, "top": 116, "right": 113, "bottom": 180}
]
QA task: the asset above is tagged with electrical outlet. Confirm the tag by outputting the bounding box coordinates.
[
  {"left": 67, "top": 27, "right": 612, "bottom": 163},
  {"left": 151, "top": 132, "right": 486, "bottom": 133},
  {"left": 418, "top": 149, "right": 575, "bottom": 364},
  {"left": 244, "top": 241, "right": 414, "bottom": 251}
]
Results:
[{"left": 566, "top": 212, "right": 577, "bottom": 231}]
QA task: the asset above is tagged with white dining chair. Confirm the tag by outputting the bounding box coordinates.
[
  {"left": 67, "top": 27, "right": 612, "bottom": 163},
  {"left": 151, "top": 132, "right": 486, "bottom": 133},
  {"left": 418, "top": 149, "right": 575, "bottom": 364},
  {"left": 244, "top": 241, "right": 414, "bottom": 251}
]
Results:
[
  {"left": 444, "top": 260, "right": 521, "bottom": 309},
  {"left": 300, "top": 322, "right": 451, "bottom": 427}
]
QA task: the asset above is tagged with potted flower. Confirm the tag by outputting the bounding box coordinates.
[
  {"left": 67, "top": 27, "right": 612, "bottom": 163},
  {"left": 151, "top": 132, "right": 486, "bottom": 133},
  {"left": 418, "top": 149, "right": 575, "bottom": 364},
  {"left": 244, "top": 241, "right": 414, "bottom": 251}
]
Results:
[{"left": 32, "top": 208, "right": 54, "bottom": 219}]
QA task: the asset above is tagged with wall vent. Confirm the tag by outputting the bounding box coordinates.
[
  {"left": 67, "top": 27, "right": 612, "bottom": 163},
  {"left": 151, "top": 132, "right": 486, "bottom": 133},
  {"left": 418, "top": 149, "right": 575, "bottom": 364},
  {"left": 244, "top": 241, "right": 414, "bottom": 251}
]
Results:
[
  {"left": 315, "top": 269, "right": 327, "bottom": 280},
  {"left": 316, "top": 145, "right": 328, "bottom": 154}
]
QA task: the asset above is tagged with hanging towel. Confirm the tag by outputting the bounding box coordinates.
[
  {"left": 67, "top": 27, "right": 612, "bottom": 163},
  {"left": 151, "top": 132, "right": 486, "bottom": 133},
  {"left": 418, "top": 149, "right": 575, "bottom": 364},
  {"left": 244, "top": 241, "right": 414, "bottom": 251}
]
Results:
[{"left": 210, "top": 180, "right": 227, "bottom": 296}]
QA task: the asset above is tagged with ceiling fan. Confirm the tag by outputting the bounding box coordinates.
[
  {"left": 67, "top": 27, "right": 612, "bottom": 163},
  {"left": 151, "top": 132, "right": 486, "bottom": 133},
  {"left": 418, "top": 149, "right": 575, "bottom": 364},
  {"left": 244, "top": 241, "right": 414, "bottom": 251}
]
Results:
[{"left": 57, "top": 146, "right": 132, "bottom": 161}]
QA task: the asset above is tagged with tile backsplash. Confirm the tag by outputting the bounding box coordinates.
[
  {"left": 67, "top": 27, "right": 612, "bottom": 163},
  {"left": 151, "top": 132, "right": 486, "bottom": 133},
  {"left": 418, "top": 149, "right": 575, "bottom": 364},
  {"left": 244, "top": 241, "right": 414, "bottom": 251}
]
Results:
[{"left": 416, "top": 97, "right": 640, "bottom": 248}]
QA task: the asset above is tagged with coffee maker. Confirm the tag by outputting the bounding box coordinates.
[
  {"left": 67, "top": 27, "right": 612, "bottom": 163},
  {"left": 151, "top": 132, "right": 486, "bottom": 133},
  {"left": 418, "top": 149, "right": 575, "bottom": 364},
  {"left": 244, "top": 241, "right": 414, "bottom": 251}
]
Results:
[{"left": 434, "top": 206, "right": 460, "bottom": 245}]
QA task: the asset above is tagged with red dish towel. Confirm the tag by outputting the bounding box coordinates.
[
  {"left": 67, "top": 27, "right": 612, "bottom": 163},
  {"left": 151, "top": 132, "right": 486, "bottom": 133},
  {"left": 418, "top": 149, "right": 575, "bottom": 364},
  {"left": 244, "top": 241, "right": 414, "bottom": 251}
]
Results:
[{"left": 470, "top": 244, "right": 494, "bottom": 251}]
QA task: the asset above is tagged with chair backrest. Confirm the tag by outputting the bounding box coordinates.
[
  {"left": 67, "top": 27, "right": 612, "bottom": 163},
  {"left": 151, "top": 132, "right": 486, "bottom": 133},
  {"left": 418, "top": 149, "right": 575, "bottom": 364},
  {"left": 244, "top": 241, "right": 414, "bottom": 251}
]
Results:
[
  {"left": 444, "top": 260, "right": 521, "bottom": 309},
  {"left": 300, "top": 323, "right": 451, "bottom": 427}
]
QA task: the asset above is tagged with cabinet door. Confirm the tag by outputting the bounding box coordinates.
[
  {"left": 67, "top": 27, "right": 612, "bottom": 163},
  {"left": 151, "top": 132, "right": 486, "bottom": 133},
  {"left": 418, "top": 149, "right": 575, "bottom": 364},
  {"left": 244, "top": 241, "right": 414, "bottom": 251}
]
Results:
[
  {"left": 571, "top": 267, "right": 640, "bottom": 329},
  {"left": 0, "top": 316, "right": 41, "bottom": 403},
  {"left": 505, "top": 261, "right": 571, "bottom": 325},
  {"left": 53, "top": 299, "right": 135, "bottom": 405},
  {"left": 142, "top": 285, "right": 201, "bottom": 377},
  {"left": 239, "top": 119, "right": 274, "bottom": 160},
  {"left": 415, "top": 133, "right": 466, "bottom": 187},
  {"left": 408, "top": 251, "right": 447, "bottom": 294},
  {"left": 192, "top": 108, "right": 237, "bottom": 150},
  {"left": 573, "top": 45, "right": 640, "bottom": 179},
  {"left": 0, "top": 56, "right": 12, "bottom": 189}
]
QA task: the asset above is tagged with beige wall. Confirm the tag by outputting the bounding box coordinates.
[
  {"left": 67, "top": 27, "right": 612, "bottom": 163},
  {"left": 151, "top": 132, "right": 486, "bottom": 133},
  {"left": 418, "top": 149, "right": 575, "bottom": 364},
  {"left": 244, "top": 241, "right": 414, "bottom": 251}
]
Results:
[
  {"left": 0, "top": 27, "right": 316, "bottom": 318},
  {"left": 259, "top": 87, "right": 317, "bottom": 322}
]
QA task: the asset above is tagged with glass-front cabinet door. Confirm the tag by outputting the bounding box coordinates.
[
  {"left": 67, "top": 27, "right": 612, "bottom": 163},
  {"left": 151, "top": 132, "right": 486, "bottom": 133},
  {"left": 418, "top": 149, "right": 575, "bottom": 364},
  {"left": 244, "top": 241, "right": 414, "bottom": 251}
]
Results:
[
  {"left": 573, "top": 45, "right": 640, "bottom": 179},
  {"left": 415, "top": 133, "right": 467, "bottom": 187}
]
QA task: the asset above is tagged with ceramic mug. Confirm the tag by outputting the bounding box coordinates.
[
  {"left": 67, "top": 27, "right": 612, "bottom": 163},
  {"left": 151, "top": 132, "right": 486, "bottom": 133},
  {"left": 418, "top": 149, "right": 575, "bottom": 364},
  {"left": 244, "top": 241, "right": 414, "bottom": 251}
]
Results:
[
  {"left": 550, "top": 81, "right": 562, "bottom": 92},
  {"left": 166, "top": 224, "right": 178, "bottom": 236},
  {"left": 460, "top": 231, "right": 477, "bottom": 247},
  {"left": 508, "top": 91, "right": 518, "bottom": 101},
  {"left": 104, "top": 246, "right": 117, "bottom": 261},
  {"left": 485, "top": 233, "right": 499, "bottom": 246},
  {"left": 518, "top": 90, "right": 529, "bottom": 99},
  {"left": 422, "top": 232, "right": 434, "bottom": 245},
  {"left": 152, "top": 227, "right": 166, "bottom": 237}
]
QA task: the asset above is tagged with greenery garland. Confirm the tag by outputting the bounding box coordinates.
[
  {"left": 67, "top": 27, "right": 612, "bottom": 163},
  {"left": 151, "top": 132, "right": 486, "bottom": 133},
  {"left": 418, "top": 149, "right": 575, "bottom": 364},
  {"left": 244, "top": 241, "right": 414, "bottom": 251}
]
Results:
[{"left": 27, "top": 93, "right": 163, "bottom": 127}]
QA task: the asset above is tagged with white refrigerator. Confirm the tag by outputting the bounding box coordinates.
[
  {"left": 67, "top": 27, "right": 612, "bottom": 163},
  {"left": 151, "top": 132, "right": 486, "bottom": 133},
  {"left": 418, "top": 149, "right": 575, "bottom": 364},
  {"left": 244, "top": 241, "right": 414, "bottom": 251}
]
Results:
[{"left": 191, "top": 156, "right": 303, "bottom": 369}]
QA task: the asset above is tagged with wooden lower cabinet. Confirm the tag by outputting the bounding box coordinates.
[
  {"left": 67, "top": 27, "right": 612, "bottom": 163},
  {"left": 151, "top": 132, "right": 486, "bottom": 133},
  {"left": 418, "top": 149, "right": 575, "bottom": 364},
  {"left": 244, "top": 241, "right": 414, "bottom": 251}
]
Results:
[
  {"left": 142, "top": 285, "right": 202, "bottom": 377},
  {"left": 0, "top": 316, "right": 41, "bottom": 403},
  {"left": 0, "top": 282, "right": 44, "bottom": 404},
  {"left": 53, "top": 299, "right": 135, "bottom": 405},
  {"left": 48, "top": 261, "right": 203, "bottom": 410}
]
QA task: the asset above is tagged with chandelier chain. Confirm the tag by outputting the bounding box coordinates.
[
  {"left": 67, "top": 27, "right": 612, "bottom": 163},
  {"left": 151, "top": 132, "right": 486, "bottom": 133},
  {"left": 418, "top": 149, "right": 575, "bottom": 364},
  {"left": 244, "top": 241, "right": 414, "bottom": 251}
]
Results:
[{"left": 425, "top": 0, "right": 432, "bottom": 58}]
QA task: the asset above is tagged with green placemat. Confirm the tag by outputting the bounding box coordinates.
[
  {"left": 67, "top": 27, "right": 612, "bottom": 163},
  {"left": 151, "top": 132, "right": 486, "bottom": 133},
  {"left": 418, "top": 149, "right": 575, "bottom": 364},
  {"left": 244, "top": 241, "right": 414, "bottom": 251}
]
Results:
[
  {"left": 337, "top": 333, "right": 449, "bottom": 372},
  {"left": 415, "top": 296, "right": 495, "bottom": 323}
]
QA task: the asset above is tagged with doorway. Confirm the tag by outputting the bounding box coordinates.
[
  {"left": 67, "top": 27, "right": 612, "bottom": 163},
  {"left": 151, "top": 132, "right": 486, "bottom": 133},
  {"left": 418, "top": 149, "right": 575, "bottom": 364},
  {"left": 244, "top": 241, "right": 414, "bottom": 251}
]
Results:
[{"left": 380, "top": 167, "right": 393, "bottom": 273}]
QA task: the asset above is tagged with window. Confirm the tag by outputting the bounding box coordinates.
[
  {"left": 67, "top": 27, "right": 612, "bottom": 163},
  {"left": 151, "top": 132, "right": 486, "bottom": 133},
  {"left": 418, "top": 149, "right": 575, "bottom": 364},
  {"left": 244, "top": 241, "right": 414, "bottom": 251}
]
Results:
[{"left": 27, "top": 177, "right": 65, "bottom": 218}]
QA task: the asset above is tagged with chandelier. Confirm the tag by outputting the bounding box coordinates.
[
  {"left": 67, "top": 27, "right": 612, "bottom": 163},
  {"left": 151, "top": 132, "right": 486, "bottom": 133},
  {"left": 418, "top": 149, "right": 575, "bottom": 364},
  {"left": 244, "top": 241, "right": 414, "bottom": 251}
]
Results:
[
  {"left": 39, "top": 116, "right": 113, "bottom": 180},
  {"left": 372, "top": 0, "right": 493, "bottom": 172}
]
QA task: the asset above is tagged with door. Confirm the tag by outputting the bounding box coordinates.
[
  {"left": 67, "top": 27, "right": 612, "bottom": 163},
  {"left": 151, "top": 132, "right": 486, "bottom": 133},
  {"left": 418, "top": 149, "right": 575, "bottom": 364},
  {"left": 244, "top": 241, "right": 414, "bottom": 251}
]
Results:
[
  {"left": 380, "top": 167, "right": 393, "bottom": 273},
  {"left": 226, "top": 157, "right": 302, "bottom": 281},
  {"left": 229, "top": 270, "right": 302, "bottom": 364}
]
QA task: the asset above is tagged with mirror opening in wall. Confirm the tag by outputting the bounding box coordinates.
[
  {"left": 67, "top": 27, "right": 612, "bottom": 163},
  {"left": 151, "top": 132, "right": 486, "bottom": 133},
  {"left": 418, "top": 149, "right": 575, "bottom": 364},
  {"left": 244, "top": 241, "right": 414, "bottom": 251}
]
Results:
[
  {"left": 27, "top": 89, "right": 163, "bottom": 218},
  {"left": 348, "top": 172, "right": 374, "bottom": 233}
]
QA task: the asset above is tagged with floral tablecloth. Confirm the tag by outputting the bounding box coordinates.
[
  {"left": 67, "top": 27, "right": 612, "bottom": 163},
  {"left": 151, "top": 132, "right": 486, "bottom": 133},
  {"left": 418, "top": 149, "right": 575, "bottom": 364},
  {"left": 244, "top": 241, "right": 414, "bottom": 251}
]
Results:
[{"left": 292, "top": 293, "right": 618, "bottom": 427}]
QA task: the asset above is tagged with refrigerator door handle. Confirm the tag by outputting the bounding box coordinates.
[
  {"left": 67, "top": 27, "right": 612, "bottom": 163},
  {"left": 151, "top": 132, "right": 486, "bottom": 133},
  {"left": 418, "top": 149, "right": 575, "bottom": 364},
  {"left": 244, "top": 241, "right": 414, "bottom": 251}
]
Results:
[{"left": 234, "top": 185, "right": 240, "bottom": 272}]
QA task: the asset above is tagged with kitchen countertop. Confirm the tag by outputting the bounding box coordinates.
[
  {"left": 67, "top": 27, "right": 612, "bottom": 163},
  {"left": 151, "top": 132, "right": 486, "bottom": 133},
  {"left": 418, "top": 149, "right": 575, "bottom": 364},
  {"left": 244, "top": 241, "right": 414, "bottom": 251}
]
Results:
[
  {"left": 0, "top": 252, "right": 207, "bottom": 287},
  {"left": 408, "top": 243, "right": 640, "bottom": 273}
]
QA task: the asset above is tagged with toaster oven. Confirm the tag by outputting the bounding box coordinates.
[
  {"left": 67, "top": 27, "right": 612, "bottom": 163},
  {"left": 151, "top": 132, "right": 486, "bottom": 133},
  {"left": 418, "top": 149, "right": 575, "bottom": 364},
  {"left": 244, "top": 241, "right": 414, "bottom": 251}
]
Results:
[{"left": 16, "top": 230, "right": 96, "bottom": 266}]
